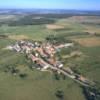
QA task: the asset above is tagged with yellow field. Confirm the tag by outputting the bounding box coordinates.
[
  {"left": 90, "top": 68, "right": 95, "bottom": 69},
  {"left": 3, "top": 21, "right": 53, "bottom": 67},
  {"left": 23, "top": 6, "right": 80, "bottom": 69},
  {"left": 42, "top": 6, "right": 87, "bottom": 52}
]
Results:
[
  {"left": 46, "top": 24, "right": 65, "bottom": 30},
  {"left": 8, "top": 35, "right": 29, "bottom": 40}
]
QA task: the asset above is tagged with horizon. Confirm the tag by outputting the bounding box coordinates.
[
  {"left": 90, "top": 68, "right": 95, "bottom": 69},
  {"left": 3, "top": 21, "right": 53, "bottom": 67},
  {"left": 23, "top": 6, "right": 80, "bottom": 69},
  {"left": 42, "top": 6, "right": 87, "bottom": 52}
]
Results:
[
  {"left": 0, "top": 8, "right": 100, "bottom": 11},
  {"left": 0, "top": 0, "right": 100, "bottom": 11}
]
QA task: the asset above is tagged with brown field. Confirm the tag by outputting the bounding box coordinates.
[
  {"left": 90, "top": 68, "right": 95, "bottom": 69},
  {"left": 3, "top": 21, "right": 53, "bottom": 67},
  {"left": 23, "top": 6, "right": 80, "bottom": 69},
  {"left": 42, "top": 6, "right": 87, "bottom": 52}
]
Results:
[
  {"left": 8, "top": 35, "right": 29, "bottom": 40},
  {"left": 68, "top": 16, "right": 85, "bottom": 21},
  {"left": 46, "top": 24, "right": 65, "bottom": 30},
  {"left": 84, "top": 26, "right": 100, "bottom": 34},
  {"left": 73, "top": 37, "right": 100, "bottom": 47},
  {"left": 68, "top": 16, "right": 100, "bottom": 22}
]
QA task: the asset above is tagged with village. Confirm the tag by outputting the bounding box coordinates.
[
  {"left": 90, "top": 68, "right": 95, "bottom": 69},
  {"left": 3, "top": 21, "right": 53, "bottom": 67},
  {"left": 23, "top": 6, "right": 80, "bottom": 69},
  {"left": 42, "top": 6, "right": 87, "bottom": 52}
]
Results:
[
  {"left": 6, "top": 40, "right": 73, "bottom": 70},
  {"left": 5, "top": 39, "right": 95, "bottom": 88}
]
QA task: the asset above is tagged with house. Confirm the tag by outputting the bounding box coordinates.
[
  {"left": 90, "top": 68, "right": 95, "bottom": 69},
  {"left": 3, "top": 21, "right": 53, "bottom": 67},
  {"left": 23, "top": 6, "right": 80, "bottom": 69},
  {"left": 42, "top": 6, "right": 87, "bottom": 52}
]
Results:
[
  {"left": 47, "top": 56, "right": 56, "bottom": 65},
  {"left": 21, "top": 45, "right": 32, "bottom": 54},
  {"left": 13, "top": 44, "right": 21, "bottom": 52},
  {"left": 47, "top": 57, "right": 63, "bottom": 68},
  {"left": 63, "top": 67, "right": 74, "bottom": 75},
  {"left": 34, "top": 42, "right": 40, "bottom": 47},
  {"left": 37, "top": 59, "right": 50, "bottom": 70},
  {"left": 29, "top": 54, "right": 38, "bottom": 62},
  {"left": 29, "top": 53, "right": 49, "bottom": 70},
  {"left": 43, "top": 45, "right": 56, "bottom": 57},
  {"left": 78, "top": 75, "right": 88, "bottom": 83},
  {"left": 36, "top": 47, "right": 48, "bottom": 57},
  {"left": 56, "top": 61, "right": 63, "bottom": 68}
]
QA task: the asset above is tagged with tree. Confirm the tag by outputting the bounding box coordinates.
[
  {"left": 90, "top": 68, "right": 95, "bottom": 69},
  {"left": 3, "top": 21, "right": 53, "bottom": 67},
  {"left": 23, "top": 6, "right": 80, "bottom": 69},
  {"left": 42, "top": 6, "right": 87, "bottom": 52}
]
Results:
[
  {"left": 53, "top": 71, "right": 60, "bottom": 80},
  {"left": 55, "top": 90, "right": 64, "bottom": 100},
  {"left": 19, "top": 73, "right": 27, "bottom": 79}
]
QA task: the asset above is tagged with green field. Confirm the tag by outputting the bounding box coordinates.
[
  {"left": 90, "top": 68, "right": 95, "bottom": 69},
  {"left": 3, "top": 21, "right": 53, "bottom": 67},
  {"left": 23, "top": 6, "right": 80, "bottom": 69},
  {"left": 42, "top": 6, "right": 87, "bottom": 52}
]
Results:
[{"left": 0, "top": 15, "right": 100, "bottom": 100}]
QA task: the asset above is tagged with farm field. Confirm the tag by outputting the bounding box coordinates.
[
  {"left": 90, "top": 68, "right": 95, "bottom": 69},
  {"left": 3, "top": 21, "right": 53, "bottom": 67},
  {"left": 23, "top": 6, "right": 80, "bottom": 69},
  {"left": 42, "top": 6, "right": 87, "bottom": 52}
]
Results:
[{"left": 0, "top": 14, "right": 100, "bottom": 100}]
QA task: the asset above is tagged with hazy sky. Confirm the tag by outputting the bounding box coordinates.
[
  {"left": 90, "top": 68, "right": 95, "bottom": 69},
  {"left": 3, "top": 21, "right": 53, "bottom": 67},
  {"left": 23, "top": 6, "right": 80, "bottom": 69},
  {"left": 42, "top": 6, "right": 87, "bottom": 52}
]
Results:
[{"left": 0, "top": 0, "right": 100, "bottom": 10}]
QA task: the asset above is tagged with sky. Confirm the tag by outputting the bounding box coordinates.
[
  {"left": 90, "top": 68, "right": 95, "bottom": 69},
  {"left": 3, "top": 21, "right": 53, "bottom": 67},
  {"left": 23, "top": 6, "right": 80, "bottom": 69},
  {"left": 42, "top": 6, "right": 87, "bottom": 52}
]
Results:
[{"left": 0, "top": 0, "right": 100, "bottom": 10}]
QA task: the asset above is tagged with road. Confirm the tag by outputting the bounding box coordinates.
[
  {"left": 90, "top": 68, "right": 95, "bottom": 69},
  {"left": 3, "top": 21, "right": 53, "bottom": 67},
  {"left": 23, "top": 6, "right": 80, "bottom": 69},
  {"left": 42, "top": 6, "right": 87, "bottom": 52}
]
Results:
[{"left": 48, "top": 65, "right": 91, "bottom": 87}]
